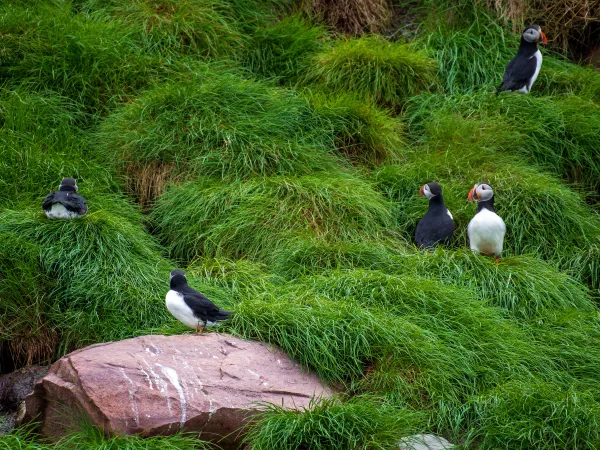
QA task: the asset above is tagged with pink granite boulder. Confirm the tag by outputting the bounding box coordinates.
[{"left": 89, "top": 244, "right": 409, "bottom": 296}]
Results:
[{"left": 22, "top": 334, "right": 332, "bottom": 448}]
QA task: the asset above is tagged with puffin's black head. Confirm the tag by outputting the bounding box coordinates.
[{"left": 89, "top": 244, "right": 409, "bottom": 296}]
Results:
[
  {"left": 59, "top": 177, "right": 78, "bottom": 193},
  {"left": 467, "top": 183, "right": 494, "bottom": 202},
  {"left": 419, "top": 182, "right": 443, "bottom": 200},
  {"left": 522, "top": 24, "right": 548, "bottom": 45},
  {"left": 170, "top": 270, "right": 187, "bottom": 289}
]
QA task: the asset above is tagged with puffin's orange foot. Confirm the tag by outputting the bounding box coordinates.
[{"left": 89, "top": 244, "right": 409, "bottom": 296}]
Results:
[
  {"left": 196, "top": 325, "right": 205, "bottom": 334},
  {"left": 494, "top": 257, "right": 500, "bottom": 265}
]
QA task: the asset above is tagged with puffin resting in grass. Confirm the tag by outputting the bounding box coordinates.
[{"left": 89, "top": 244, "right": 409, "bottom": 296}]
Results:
[
  {"left": 497, "top": 24, "right": 548, "bottom": 95},
  {"left": 467, "top": 183, "right": 506, "bottom": 263},
  {"left": 415, "top": 182, "right": 455, "bottom": 249},
  {"left": 42, "top": 177, "right": 88, "bottom": 220},
  {"left": 166, "top": 270, "right": 233, "bottom": 334}
]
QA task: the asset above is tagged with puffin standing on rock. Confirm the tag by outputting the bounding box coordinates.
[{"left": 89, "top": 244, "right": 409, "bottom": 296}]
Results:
[
  {"left": 467, "top": 183, "right": 506, "bottom": 262},
  {"left": 166, "top": 270, "right": 233, "bottom": 334},
  {"left": 42, "top": 177, "right": 88, "bottom": 220},
  {"left": 415, "top": 182, "right": 455, "bottom": 249},
  {"left": 497, "top": 24, "right": 548, "bottom": 94}
]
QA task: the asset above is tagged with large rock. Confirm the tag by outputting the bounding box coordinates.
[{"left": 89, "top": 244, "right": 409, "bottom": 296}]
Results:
[{"left": 21, "top": 334, "right": 332, "bottom": 447}]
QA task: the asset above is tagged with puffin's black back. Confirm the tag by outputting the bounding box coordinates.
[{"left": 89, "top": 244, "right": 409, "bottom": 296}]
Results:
[
  {"left": 415, "top": 195, "right": 455, "bottom": 248},
  {"left": 170, "top": 271, "right": 233, "bottom": 322},
  {"left": 42, "top": 191, "right": 88, "bottom": 214}
]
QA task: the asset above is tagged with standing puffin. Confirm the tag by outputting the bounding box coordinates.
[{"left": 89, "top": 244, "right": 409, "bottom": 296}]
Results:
[
  {"left": 497, "top": 25, "right": 548, "bottom": 94},
  {"left": 166, "top": 270, "right": 233, "bottom": 333},
  {"left": 415, "top": 182, "right": 455, "bottom": 249},
  {"left": 467, "top": 183, "right": 506, "bottom": 262},
  {"left": 42, "top": 177, "right": 88, "bottom": 220}
]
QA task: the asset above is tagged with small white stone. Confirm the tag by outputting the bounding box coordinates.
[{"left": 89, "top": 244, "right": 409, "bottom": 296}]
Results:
[{"left": 398, "top": 434, "right": 454, "bottom": 450}]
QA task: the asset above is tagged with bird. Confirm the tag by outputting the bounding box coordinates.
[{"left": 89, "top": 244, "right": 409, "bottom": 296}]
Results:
[
  {"left": 467, "top": 183, "right": 506, "bottom": 263},
  {"left": 415, "top": 182, "right": 455, "bottom": 249},
  {"left": 42, "top": 177, "right": 88, "bottom": 220},
  {"left": 166, "top": 270, "right": 233, "bottom": 334},
  {"left": 497, "top": 24, "right": 548, "bottom": 94}
]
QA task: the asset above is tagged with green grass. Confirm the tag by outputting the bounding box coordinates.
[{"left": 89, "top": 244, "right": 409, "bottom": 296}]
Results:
[
  {"left": 0, "top": 89, "right": 117, "bottom": 206},
  {"left": 0, "top": 197, "right": 175, "bottom": 365},
  {"left": 244, "top": 15, "right": 326, "bottom": 83},
  {"left": 304, "top": 36, "right": 437, "bottom": 108},
  {"left": 406, "top": 92, "right": 600, "bottom": 195},
  {"left": 0, "top": 424, "right": 210, "bottom": 449},
  {"left": 82, "top": 0, "right": 244, "bottom": 58},
  {"left": 0, "top": 2, "right": 164, "bottom": 115},
  {"left": 245, "top": 397, "right": 424, "bottom": 450},
  {"left": 151, "top": 172, "right": 393, "bottom": 264},
  {"left": 95, "top": 67, "right": 343, "bottom": 186},
  {"left": 375, "top": 107, "right": 600, "bottom": 288},
  {"left": 306, "top": 90, "right": 406, "bottom": 166}
]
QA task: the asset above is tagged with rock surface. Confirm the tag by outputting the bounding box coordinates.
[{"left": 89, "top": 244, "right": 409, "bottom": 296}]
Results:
[
  {"left": 399, "top": 434, "right": 455, "bottom": 450},
  {"left": 21, "top": 334, "right": 332, "bottom": 447},
  {"left": 0, "top": 365, "right": 48, "bottom": 434}
]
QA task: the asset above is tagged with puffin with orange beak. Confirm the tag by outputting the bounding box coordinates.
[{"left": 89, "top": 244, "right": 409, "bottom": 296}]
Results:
[
  {"left": 497, "top": 24, "right": 548, "bottom": 94},
  {"left": 467, "top": 183, "right": 506, "bottom": 262},
  {"left": 415, "top": 182, "right": 455, "bottom": 249}
]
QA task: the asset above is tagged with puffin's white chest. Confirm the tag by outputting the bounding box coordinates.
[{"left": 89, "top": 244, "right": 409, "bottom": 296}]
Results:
[
  {"left": 468, "top": 209, "right": 506, "bottom": 256},
  {"left": 45, "top": 203, "right": 79, "bottom": 220},
  {"left": 166, "top": 290, "right": 199, "bottom": 329},
  {"left": 519, "top": 50, "right": 542, "bottom": 93}
]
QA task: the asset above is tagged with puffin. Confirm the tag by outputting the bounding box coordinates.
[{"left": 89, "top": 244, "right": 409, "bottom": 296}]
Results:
[
  {"left": 166, "top": 270, "right": 233, "bottom": 333},
  {"left": 467, "top": 183, "right": 506, "bottom": 262},
  {"left": 415, "top": 182, "right": 455, "bottom": 249},
  {"left": 42, "top": 177, "right": 88, "bottom": 220},
  {"left": 497, "top": 24, "right": 548, "bottom": 94}
]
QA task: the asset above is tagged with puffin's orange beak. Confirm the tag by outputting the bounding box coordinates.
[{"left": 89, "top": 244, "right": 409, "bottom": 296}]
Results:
[
  {"left": 468, "top": 187, "right": 477, "bottom": 202},
  {"left": 419, "top": 185, "right": 425, "bottom": 196},
  {"left": 540, "top": 31, "right": 548, "bottom": 45}
]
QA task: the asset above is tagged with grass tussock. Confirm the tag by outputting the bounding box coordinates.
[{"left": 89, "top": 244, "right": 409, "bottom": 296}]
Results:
[
  {"left": 151, "top": 173, "right": 392, "bottom": 263},
  {"left": 244, "top": 15, "right": 326, "bottom": 83},
  {"left": 0, "top": 90, "right": 117, "bottom": 206},
  {"left": 305, "top": 36, "right": 437, "bottom": 108},
  {"left": 307, "top": 91, "right": 406, "bottom": 166},
  {"left": 96, "top": 68, "right": 342, "bottom": 193},
  {"left": 405, "top": 91, "right": 600, "bottom": 197},
  {"left": 245, "top": 397, "right": 423, "bottom": 450},
  {"left": 87, "top": 0, "right": 244, "bottom": 57},
  {"left": 0, "top": 197, "right": 174, "bottom": 364},
  {"left": 0, "top": 2, "right": 162, "bottom": 115}
]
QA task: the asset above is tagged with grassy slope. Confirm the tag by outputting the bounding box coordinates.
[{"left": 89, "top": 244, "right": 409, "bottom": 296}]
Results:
[{"left": 2, "top": 0, "right": 600, "bottom": 449}]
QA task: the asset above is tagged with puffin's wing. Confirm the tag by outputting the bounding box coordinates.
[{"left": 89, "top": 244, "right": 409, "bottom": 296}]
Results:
[
  {"left": 414, "top": 220, "right": 433, "bottom": 248},
  {"left": 498, "top": 55, "right": 537, "bottom": 92},
  {"left": 180, "top": 286, "right": 221, "bottom": 318},
  {"left": 42, "top": 192, "right": 56, "bottom": 211},
  {"left": 61, "top": 193, "right": 88, "bottom": 215}
]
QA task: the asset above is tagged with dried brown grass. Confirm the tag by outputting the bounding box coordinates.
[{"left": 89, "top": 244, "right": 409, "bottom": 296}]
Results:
[
  {"left": 491, "top": 0, "right": 600, "bottom": 55},
  {"left": 125, "top": 160, "right": 179, "bottom": 211},
  {"left": 9, "top": 322, "right": 57, "bottom": 368},
  {"left": 302, "top": 0, "right": 392, "bottom": 35}
]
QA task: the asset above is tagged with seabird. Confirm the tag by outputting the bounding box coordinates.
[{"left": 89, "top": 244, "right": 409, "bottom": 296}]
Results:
[
  {"left": 42, "top": 177, "right": 88, "bottom": 220},
  {"left": 415, "top": 182, "right": 455, "bottom": 249},
  {"left": 166, "top": 270, "right": 233, "bottom": 333},
  {"left": 497, "top": 24, "right": 548, "bottom": 94},
  {"left": 467, "top": 183, "right": 506, "bottom": 262}
]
